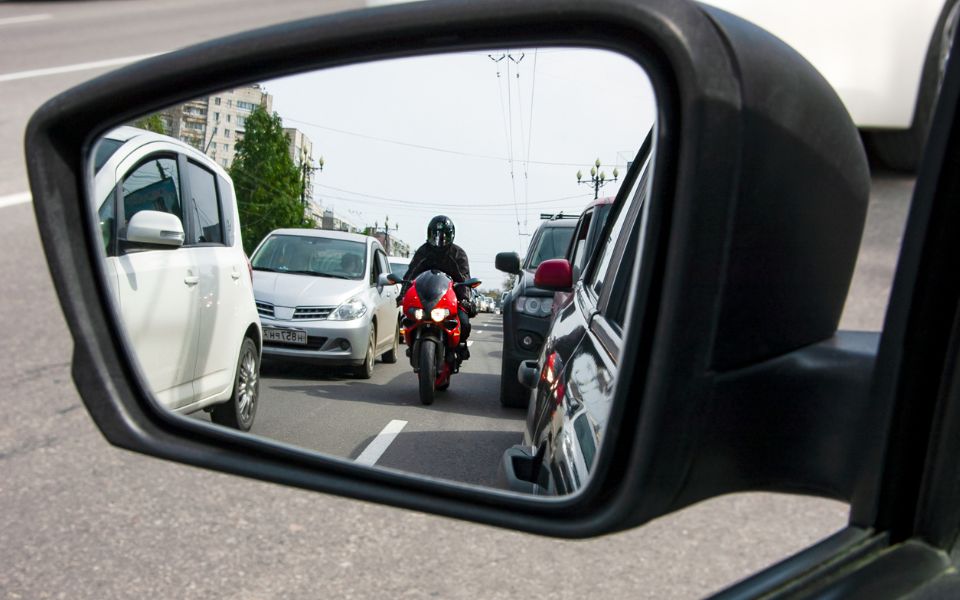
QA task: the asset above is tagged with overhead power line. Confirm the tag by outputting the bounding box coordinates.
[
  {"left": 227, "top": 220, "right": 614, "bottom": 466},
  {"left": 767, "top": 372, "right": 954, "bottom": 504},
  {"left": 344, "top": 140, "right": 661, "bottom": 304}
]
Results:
[{"left": 281, "top": 116, "right": 620, "bottom": 168}]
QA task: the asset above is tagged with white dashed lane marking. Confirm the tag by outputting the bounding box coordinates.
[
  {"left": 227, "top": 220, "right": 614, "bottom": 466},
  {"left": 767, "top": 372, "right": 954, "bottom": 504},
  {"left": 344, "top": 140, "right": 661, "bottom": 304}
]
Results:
[
  {"left": 0, "top": 192, "right": 31, "bottom": 209},
  {"left": 355, "top": 419, "right": 408, "bottom": 467},
  {"left": 0, "top": 53, "right": 162, "bottom": 83},
  {"left": 0, "top": 14, "right": 52, "bottom": 27}
]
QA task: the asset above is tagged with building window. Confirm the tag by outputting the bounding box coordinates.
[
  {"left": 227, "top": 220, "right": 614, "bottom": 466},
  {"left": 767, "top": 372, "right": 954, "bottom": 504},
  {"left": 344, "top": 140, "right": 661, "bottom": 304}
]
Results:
[
  {"left": 221, "top": 159, "right": 227, "bottom": 167},
  {"left": 214, "top": 112, "right": 220, "bottom": 122},
  {"left": 212, "top": 127, "right": 218, "bottom": 135},
  {"left": 237, "top": 100, "right": 257, "bottom": 111},
  {"left": 236, "top": 116, "right": 246, "bottom": 127},
  {"left": 225, "top": 129, "right": 231, "bottom": 138},
  {"left": 227, "top": 99, "right": 233, "bottom": 107},
  {"left": 226, "top": 114, "right": 232, "bottom": 123},
  {"left": 214, "top": 97, "right": 221, "bottom": 105},
  {"left": 222, "top": 143, "right": 229, "bottom": 151}
]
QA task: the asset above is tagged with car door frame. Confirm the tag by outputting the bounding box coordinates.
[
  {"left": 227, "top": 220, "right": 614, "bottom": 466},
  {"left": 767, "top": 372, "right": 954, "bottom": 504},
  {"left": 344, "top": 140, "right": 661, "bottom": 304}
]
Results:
[{"left": 110, "top": 144, "right": 202, "bottom": 411}]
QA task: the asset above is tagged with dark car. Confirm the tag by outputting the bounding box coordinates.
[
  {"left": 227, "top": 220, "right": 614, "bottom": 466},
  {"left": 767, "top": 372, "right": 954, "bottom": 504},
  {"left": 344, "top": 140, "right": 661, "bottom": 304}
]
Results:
[
  {"left": 499, "top": 150, "right": 650, "bottom": 494},
  {"left": 494, "top": 214, "right": 578, "bottom": 407}
]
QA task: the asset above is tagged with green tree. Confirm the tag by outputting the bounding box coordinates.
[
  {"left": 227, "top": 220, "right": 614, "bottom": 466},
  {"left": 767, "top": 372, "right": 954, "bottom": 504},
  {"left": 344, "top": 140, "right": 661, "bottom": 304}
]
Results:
[
  {"left": 132, "top": 113, "right": 166, "bottom": 134},
  {"left": 230, "top": 106, "right": 311, "bottom": 254}
]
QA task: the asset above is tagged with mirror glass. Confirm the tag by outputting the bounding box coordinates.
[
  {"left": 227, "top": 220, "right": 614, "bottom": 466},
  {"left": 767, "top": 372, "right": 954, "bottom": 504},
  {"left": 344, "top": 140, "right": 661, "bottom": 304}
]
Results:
[{"left": 88, "top": 47, "right": 656, "bottom": 496}]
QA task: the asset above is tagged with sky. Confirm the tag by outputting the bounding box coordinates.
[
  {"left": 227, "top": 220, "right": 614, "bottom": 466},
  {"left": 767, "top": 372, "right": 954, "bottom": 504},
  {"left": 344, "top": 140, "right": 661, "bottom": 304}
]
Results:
[{"left": 247, "top": 47, "right": 654, "bottom": 289}]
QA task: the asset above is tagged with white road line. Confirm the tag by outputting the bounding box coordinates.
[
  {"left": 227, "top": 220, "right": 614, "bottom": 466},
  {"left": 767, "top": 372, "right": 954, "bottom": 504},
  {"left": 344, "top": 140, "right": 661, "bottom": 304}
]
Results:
[
  {"left": 0, "top": 192, "right": 31, "bottom": 209},
  {"left": 355, "top": 419, "right": 407, "bottom": 467},
  {"left": 0, "top": 53, "right": 161, "bottom": 83},
  {"left": 0, "top": 14, "right": 51, "bottom": 27}
]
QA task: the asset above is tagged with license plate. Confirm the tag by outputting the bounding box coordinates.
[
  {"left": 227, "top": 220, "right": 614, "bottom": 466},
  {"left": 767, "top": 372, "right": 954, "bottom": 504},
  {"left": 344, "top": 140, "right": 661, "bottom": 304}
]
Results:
[{"left": 264, "top": 327, "right": 308, "bottom": 345}]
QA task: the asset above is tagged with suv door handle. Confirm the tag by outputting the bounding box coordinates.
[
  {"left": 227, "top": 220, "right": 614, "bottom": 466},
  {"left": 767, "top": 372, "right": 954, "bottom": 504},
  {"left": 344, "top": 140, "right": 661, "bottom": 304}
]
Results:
[
  {"left": 231, "top": 271, "right": 241, "bottom": 280},
  {"left": 184, "top": 275, "right": 200, "bottom": 286}
]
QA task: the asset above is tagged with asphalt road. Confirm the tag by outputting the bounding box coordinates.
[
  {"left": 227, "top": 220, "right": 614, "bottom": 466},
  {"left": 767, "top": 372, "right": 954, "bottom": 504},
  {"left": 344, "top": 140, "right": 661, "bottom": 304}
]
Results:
[
  {"left": 216, "top": 314, "right": 525, "bottom": 488},
  {"left": 0, "top": 2, "right": 906, "bottom": 598}
]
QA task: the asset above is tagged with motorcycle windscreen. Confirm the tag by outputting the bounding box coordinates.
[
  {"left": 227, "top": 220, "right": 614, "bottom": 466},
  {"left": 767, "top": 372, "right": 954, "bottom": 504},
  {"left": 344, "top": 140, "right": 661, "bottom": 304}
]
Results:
[{"left": 414, "top": 270, "right": 452, "bottom": 312}]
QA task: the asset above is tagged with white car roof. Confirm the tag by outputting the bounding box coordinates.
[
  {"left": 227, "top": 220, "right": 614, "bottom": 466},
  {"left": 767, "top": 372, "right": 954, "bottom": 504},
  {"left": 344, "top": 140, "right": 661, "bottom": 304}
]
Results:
[{"left": 100, "top": 125, "right": 231, "bottom": 181}]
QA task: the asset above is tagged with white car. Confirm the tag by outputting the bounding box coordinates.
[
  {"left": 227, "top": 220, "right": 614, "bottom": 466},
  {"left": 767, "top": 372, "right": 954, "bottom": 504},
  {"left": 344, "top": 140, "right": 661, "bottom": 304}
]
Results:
[
  {"left": 702, "top": 0, "right": 959, "bottom": 170},
  {"left": 251, "top": 229, "right": 401, "bottom": 378},
  {"left": 93, "top": 126, "right": 262, "bottom": 430},
  {"left": 387, "top": 255, "right": 411, "bottom": 281}
]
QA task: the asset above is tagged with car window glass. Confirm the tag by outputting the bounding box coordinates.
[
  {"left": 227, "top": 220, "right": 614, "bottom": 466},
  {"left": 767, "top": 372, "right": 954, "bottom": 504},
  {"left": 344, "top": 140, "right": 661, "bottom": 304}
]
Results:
[
  {"left": 98, "top": 187, "right": 116, "bottom": 255},
  {"left": 121, "top": 156, "right": 182, "bottom": 223},
  {"left": 571, "top": 211, "right": 593, "bottom": 279},
  {"left": 604, "top": 168, "right": 649, "bottom": 327},
  {"left": 526, "top": 225, "right": 576, "bottom": 269},
  {"left": 590, "top": 170, "right": 644, "bottom": 296},
  {"left": 370, "top": 249, "right": 383, "bottom": 284},
  {"left": 93, "top": 138, "right": 123, "bottom": 174},
  {"left": 187, "top": 161, "right": 223, "bottom": 245},
  {"left": 251, "top": 235, "right": 366, "bottom": 279}
]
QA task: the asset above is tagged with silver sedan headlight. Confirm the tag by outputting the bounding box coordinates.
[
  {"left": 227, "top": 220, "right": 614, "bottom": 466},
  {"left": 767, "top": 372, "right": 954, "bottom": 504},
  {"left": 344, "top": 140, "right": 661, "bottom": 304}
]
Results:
[{"left": 328, "top": 296, "right": 368, "bottom": 320}]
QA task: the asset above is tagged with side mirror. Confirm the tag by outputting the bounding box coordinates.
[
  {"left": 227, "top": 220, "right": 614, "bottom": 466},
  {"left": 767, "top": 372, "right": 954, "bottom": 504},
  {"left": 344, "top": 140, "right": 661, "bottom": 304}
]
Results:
[
  {"left": 124, "top": 210, "right": 184, "bottom": 248},
  {"left": 27, "top": 0, "right": 874, "bottom": 542},
  {"left": 379, "top": 273, "right": 400, "bottom": 286},
  {"left": 495, "top": 252, "right": 521, "bottom": 275},
  {"left": 534, "top": 259, "right": 573, "bottom": 292},
  {"left": 518, "top": 359, "right": 539, "bottom": 390}
]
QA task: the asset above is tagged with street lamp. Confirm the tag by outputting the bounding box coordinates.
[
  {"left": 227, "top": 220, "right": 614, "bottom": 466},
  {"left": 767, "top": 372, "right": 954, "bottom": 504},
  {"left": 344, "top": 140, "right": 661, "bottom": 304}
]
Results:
[{"left": 576, "top": 158, "right": 619, "bottom": 200}]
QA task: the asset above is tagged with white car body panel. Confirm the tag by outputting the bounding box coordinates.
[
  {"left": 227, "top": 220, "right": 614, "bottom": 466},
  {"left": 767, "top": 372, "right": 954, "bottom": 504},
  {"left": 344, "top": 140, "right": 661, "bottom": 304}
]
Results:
[{"left": 701, "top": 0, "right": 945, "bottom": 128}]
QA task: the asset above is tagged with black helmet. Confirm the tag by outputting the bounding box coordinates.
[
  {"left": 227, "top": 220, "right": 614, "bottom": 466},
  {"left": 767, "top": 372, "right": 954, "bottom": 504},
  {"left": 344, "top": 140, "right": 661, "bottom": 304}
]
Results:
[{"left": 427, "top": 215, "right": 455, "bottom": 247}]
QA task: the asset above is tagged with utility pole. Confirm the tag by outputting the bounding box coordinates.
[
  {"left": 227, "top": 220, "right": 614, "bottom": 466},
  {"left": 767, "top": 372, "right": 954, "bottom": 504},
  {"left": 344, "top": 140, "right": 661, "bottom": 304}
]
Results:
[
  {"left": 300, "top": 155, "right": 324, "bottom": 216},
  {"left": 577, "top": 158, "right": 619, "bottom": 200}
]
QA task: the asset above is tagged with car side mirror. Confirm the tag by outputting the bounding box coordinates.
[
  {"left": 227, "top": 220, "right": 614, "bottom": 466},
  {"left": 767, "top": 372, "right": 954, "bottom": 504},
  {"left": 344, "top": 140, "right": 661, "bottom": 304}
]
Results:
[
  {"left": 533, "top": 259, "right": 573, "bottom": 292},
  {"left": 518, "top": 359, "right": 539, "bottom": 390},
  {"left": 495, "top": 252, "right": 521, "bottom": 275},
  {"left": 124, "top": 210, "right": 184, "bottom": 249},
  {"left": 27, "top": 0, "right": 873, "bottom": 541}
]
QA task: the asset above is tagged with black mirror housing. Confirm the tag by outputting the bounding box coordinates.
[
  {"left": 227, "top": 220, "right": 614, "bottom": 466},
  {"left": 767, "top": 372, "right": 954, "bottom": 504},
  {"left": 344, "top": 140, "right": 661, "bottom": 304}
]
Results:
[
  {"left": 26, "top": 0, "right": 871, "bottom": 540},
  {"left": 495, "top": 252, "right": 521, "bottom": 275}
]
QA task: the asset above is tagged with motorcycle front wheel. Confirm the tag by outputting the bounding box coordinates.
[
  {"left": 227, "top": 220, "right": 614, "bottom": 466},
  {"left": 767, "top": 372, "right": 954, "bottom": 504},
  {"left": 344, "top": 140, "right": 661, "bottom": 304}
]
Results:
[{"left": 418, "top": 340, "right": 436, "bottom": 406}]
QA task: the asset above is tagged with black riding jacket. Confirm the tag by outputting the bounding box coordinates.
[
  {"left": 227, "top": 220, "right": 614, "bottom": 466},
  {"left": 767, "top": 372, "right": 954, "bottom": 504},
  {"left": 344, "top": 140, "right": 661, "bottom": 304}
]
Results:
[{"left": 403, "top": 242, "right": 471, "bottom": 303}]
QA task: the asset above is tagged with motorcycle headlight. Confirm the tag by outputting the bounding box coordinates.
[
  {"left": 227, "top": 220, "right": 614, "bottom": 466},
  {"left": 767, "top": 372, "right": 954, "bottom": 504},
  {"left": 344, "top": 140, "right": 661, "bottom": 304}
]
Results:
[
  {"left": 515, "top": 296, "right": 553, "bottom": 317},
  {"left": 431, "top": 308, "right": 450, "bottom": 322},
  {"left": 328, "top": 297, "right": 367, "bottom": 320},
  {"left": 413, "top": 308, "right": 425, "bottom": 321}
]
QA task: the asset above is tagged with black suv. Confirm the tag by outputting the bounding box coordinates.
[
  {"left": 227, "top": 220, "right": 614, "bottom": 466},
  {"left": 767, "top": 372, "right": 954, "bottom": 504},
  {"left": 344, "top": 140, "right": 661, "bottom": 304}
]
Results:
[
  {"left": 499, "top": 152, "right": 649, "bottom": 494},
  {"left": 494, "top": 215, "right": 578, "bottom": 407}
]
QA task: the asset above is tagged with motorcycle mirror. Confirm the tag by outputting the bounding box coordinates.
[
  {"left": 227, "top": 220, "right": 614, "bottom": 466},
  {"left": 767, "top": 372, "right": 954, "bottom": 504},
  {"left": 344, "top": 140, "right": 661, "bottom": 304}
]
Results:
[
  {"left": 456, "top": 278, "right": 482, "bottom": 288},
  {"left": 379, "top": 273, "right": 400, "bottom": 286}
]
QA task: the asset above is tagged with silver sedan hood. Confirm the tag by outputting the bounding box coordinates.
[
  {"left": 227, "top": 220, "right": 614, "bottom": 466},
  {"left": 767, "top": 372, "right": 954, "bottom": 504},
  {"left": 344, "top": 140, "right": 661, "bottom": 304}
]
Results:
[{"left": 253, "top": 271, "right": 365, "bottom": 311}]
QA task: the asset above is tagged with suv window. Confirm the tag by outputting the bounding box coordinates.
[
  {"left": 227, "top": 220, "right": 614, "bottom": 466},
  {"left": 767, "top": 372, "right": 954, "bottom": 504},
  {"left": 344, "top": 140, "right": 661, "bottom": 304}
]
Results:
[
  {"left": 525, "top": 225, "right": 576, "bottom": 270},
  {"left": 187, "top": 161, "right": 223, "bottom": 245},
  {"left": 569, "top": 210, "right": 594, "bottom": 280},
  {"left": 121, "top": 155, "right": 182, "bottom": 224}
]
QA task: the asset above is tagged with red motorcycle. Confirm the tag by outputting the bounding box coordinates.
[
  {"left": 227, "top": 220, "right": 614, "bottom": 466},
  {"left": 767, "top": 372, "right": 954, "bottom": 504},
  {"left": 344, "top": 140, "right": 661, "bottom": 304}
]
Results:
[{"left": 384, "top": 270, "right": 480, "bottom": 405}]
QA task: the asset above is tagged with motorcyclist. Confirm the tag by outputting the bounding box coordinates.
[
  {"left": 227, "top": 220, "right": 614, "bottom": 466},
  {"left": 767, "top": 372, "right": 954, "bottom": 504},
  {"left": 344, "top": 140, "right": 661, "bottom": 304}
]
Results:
[{"left": 402, "top": 215, "right": 475, "bottom": 358}]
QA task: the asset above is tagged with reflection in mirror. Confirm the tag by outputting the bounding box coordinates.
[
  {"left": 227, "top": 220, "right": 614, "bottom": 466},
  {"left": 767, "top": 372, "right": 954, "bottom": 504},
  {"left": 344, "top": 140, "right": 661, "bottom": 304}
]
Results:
[{"left": 89, "top": 47, "right": 656, "bottom": 496}]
